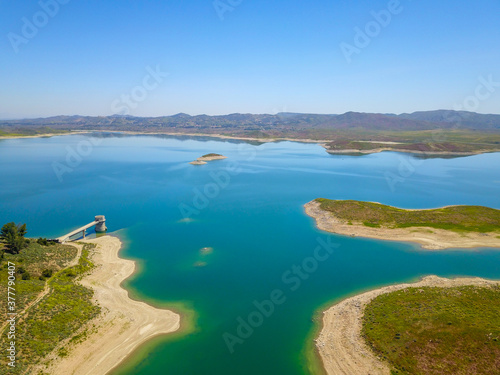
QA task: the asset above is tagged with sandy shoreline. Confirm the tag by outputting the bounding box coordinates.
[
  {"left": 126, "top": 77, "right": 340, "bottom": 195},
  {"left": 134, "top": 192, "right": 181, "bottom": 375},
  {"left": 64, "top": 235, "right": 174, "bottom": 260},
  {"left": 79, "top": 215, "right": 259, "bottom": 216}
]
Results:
[
  {"left": 305, "top": 200, "right": 500, "bottom": 250},
  {"left": 33, "top": 236, "right": 180, "bottom": 375},
  {"left": 0, "top": 131, "right": 88, "bottom": 140},
  {"left": 323, "top": 147, "right": 491, "bottom": 156},
  {"left": 89, "top": 129, "right": 332, "bottom": 144},
  {"left": 197, "top": 155, "right": 227, "bottom": 161},
  {"left": 316, "top": 275, "right": 500, "bottom": 375}
]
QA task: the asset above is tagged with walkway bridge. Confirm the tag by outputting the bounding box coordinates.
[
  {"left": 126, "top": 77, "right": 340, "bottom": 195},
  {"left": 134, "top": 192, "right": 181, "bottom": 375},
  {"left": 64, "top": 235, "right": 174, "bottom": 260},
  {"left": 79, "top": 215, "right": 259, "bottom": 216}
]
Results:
[{"left": 56, "top": 215, "right": 107, "bottom": 243}]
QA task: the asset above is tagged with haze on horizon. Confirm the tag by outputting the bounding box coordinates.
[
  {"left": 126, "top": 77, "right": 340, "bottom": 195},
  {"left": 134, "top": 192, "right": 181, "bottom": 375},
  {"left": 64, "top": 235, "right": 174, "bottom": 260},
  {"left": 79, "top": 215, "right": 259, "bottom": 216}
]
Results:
[{"left": 1, "top": 0, "right": 499, "bottom": 119}]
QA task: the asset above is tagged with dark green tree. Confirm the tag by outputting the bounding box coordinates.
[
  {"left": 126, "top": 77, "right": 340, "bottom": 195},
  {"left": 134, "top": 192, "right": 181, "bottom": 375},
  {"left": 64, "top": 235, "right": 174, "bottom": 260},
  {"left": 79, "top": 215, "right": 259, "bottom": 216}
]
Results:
[
  {"left": 18, "top": 223, "right": 27, "bottom": 237},
  {"left": 0, "top": 222, "right": 28, "bottom": 254},
  {"left": 42, "top": 269, "right": 53, "bottom": 278}
]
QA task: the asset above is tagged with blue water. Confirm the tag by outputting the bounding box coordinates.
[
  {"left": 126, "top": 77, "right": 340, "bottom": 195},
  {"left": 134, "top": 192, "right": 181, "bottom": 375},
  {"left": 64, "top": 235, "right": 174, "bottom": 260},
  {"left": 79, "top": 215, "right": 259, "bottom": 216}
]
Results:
[{"left": 1, "top": 134, "right": 499, "bottom": 374}]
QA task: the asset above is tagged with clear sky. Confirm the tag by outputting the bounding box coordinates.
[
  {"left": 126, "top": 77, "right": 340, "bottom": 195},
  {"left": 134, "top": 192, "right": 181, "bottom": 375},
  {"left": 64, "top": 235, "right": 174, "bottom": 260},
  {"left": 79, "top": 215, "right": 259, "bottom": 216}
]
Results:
[{"left": 1, "top": 0, "right": 499, "bottom": 118}]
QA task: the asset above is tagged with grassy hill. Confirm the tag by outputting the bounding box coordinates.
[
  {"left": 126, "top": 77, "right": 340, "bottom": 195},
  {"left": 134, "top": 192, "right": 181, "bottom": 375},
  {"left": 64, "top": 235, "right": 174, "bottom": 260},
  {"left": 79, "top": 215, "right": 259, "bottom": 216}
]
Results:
[
  {"left": 0, "top": 240, "right": 99, "bottom": 374},
  {"left": 314, "top": 199, "right": 500, "bottom": 233},
  {"left": 363, "top": 285, "right": 500, "bottom": 374}
]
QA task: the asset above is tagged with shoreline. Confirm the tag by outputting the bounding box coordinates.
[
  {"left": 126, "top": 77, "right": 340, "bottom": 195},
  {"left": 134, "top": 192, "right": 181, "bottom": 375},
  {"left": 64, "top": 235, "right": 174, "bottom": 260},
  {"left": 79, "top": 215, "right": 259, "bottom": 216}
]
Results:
[
  {"left": 88, "top": 129, "right": 331, "bottom": 144},
  {"left": 3, "top": 128, "right": 499, "bottom": 156},
  {"left": 304, "top": 200, "right": 500, "bottom": 250},
  {"left": 323, "top": 147, "right": 494, "bottom": 156},
  {"left": 0, "top": 131, "right": 88, "bottom": 140},
  {"left": 190, "top": 154, "right": 227, "bottom": 165},
  {"left": 33, "top": 236, "right": 181, "bottom": 375},
  {"left": 86, "top": 130, "right": 498, "bottom": 156},
  {"left": 315, "top": 275, "right": 500, "bottom": 375}
]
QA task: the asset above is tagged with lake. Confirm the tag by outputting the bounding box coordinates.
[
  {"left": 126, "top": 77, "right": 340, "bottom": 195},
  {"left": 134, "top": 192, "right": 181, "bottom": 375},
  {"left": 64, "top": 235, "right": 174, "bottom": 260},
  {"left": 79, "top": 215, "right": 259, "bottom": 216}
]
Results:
[{"left": 1, "top": 133, "right": 499, "bottom": 374}]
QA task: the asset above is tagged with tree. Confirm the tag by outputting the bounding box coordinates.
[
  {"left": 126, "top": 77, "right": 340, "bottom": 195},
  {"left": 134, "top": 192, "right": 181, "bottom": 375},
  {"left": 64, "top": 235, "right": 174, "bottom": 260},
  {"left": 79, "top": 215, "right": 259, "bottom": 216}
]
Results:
[
  {"left": 0, "top": 222, "right": 28, "bottom": 254},
  {"left": 18, "top": 223, "right": 27, "bottom": 237}
]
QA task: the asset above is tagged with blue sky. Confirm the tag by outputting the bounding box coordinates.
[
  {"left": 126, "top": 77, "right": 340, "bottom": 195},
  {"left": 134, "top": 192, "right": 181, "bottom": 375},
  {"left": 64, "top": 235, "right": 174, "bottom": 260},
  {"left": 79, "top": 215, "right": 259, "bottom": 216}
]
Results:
[{"left": 1, "top": 0, "right": 499, "bottom": 118}]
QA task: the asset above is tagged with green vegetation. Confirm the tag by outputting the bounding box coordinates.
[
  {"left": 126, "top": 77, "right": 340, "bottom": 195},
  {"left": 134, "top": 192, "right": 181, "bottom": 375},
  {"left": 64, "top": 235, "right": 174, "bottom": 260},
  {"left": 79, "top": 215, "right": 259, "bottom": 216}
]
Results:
[
  {"left": 0, "top": 127, "right": 68, "bottom": 137},
  {"left": 36, "top": 238, "right": 55, "bottom": 246},
  {"left": 326, "top": 140, "right": 480, "bottom": 154},
  {"left": 0, "top": 227, "right": 100, "bottom": 374},
  {"left": 324, "top": 129, "right": 500, "bottom": 155},
  {"left": 0, "top": 130, "right": 25, "bottom": 137},
  {"left": 0, "top": 222, "right": 28, "bottom": 255},
  {"left": 362, "top": 286, "right": 500, "bottom": 375},
  {"left": 315, "top": 199, "right": 500, "bottom": 233},
  {"left": 201, "top": 153, "right": 223, "bottom": 157}
]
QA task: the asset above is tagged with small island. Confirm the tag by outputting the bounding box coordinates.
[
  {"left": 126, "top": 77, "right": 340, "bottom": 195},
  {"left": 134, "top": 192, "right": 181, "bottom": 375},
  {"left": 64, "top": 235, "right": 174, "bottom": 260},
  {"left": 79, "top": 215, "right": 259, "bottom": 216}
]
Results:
[
  {"left": 189, "top": 153, "right": 227, "bottom": 165},
  {"left": 305, "top": 198, "right": 500, "bottom": 249}
]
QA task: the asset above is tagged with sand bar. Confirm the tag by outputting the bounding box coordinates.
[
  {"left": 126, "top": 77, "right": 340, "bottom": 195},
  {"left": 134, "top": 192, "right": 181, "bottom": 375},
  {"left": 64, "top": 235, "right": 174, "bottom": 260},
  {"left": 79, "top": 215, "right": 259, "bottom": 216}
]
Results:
[
  {"left": 316, "top": 275, "right": 500, "bottom": 375},
  {"left": 305, "top": 200, "right": 500, "bottom": 250},
  {"left": 33, "top": 236, "right": 180, "bottom": 375}
]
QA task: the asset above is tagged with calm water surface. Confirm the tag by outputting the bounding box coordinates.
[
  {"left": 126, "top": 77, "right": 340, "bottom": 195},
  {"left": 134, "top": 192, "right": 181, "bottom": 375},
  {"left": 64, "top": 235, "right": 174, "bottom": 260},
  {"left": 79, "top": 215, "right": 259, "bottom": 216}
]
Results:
[{"left": 1, "top": 134, "right": 499, "bottom": 374}]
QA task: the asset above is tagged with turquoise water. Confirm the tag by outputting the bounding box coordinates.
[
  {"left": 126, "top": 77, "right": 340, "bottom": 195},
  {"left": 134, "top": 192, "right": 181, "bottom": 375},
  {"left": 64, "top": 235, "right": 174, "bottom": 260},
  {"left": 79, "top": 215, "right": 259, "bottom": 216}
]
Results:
[{"left": 1, "top": 134, "right": 499, "bottom": 374}]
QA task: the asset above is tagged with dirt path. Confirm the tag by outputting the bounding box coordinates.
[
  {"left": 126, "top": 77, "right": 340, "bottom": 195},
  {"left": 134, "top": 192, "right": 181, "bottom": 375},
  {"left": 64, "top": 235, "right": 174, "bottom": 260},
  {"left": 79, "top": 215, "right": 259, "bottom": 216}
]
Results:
[{"left": 0, "top": 243, "right": 83, "bottom": 335}]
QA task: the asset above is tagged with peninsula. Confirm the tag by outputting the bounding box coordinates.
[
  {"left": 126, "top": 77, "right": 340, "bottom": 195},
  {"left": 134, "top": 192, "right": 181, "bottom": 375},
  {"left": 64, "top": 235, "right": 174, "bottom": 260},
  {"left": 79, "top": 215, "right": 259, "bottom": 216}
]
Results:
[
  {"left": 305, "top": 199, "right": 500, "bottom": 249},
  {"left": 316, "top": 275, "right": 500, "bottom": 375},
  {"left": 35, "top": 236, "right": 180, "bottom": 375},
  {"left": 0, "top": 127, "right": 71, "bottom": 139},
  {"left": 0, "top": 230, "right": 180, "bottom": 374}
]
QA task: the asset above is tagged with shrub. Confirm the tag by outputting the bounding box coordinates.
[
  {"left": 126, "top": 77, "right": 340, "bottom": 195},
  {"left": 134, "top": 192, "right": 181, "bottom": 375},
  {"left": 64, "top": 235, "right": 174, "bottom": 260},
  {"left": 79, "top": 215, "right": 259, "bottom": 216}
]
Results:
[
  {"left": 65, "top": 270, "right": 76, "bottom": 278},
  {"left": 42, "top": 269, "right": 53, "bottom": 278},
  {"left": 37, "top": 238, "right": 49, "bottom": 246}
]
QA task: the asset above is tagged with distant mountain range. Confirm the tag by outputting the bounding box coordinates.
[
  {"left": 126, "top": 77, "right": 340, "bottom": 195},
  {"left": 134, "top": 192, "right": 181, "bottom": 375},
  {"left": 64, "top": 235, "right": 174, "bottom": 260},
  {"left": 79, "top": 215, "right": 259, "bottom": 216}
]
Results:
[
  {"left": 2, "top": 110, "right": 499, "bottom": 134},
  {"left": 3, "top": 110, "right": 500, "bottom": 155}
]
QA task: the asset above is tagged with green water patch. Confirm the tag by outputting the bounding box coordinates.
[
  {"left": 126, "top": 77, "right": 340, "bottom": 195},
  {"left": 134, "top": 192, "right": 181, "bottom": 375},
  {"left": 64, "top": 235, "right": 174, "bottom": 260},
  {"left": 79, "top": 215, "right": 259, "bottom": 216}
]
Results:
[
  {"left": 109, "top": 301, "right": 198, "bottom": 375},
  {"left": 301, "top": 309, "right": 327, "bottom": 375},
  {"left": 109, "top": 230, "right": 198, "bottom": 374}
]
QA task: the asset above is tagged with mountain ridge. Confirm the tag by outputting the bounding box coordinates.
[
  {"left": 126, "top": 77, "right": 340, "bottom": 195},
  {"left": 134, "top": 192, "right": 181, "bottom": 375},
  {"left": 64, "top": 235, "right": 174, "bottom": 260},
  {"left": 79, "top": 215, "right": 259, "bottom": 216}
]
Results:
[{"left": 2, "top": 110, "right": 499, "bottom": 132}]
